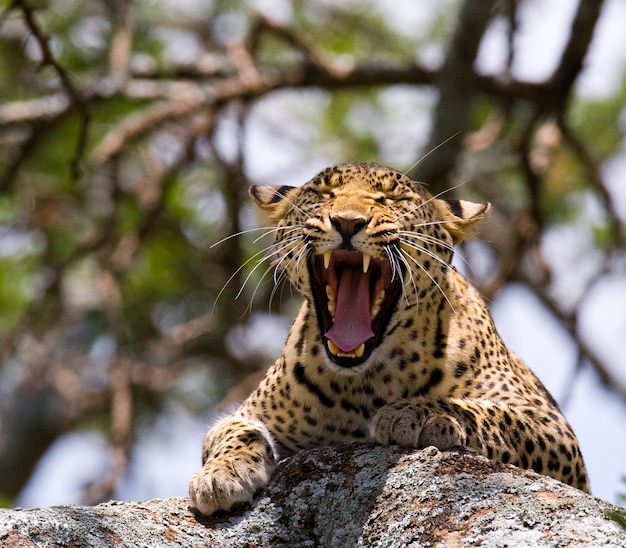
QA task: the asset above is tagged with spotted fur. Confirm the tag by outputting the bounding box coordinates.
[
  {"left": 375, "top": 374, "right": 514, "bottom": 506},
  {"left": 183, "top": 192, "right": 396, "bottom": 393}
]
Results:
[{"left": 189, "top": 162, "right": 589, "bottom": 515}]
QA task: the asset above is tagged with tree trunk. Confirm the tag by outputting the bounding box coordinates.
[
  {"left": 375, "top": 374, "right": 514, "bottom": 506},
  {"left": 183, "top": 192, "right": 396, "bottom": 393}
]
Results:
[{"left": 1, "top": 445, "right": 625, "bottom": 547}]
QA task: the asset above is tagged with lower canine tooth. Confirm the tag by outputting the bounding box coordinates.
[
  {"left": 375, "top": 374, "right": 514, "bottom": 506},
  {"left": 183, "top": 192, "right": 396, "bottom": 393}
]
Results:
[
  {"left": 326, "top": 285, "right": 336, "bottom": 316},
  {"left": 327, "top": 340, "right": 340, "bottom": 355},
  {"left": 354, "top": 343, "right": 365, "bottom": 358},
  {"left": 326, "top": 340, "right": 365, "bottom": 359},
  {"left": 370, "top": 290, "right": 385, "bottom": 319}
]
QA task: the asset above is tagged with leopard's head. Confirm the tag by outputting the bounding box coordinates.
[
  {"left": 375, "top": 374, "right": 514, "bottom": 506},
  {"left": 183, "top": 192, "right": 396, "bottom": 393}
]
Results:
[{"left": 250, "top": 162, "right": 490, "bottom": 372}]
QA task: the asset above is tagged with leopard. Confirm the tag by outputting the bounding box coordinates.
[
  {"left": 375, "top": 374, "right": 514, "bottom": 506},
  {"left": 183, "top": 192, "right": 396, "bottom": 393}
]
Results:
[{"left": 189, "top": 162, "right": 589, "bottom": 515}]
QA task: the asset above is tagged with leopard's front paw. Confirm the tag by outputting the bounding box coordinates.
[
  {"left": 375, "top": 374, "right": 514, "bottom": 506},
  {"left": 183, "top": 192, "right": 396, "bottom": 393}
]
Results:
[
  {"left": 189, "top": 417, "right": 278, "bottom": 515},
  {"left": 189, "top": 453, "right": 275, "bottom": 516},
  {"left": 369, "top": 400, "right": 466, "bottom": 449}
]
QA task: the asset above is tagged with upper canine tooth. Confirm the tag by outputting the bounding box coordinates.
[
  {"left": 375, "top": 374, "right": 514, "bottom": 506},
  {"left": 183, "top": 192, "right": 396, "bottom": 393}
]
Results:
[
  {"left": 362, "top": 253, "right": 371, "bottom": 273},
  {"left": 323, "top": 251, "right": 332, "bottom": 269}
]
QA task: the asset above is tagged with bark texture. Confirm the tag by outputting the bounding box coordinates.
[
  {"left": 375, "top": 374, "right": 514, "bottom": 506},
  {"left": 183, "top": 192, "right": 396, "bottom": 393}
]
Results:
[{"left": 1, "top": 445, "right": 625, "bottom": 547}]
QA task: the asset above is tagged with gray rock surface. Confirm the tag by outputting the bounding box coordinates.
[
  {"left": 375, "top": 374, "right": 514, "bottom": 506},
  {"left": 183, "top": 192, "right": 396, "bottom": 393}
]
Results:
[{"left": 1, "top": 444, "right": 625, "bottom": 547}]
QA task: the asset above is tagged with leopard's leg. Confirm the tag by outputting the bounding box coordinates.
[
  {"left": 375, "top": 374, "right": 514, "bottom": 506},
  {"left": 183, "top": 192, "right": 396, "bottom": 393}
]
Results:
[
  {"left": 369, "top": 397, "right": 589, "bottom": 493},
  {"left": 188, "top": 414, "right": 279, "bottom": 515}
]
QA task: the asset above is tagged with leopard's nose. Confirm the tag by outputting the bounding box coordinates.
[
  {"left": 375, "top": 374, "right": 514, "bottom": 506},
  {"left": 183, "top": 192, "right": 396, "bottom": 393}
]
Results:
[
  {"left": 331, "top": 214, "right": 369, "bottom": 248},
  {"left": 331, "top": 214, "right": 368, "bottom": 237}
]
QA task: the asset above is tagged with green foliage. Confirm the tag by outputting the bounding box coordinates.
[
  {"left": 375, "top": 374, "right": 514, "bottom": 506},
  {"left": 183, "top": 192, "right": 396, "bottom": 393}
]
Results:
[
  {"left": 125, "top": 233, "right": 196, "bottom": 304},
  {"left": 570, "top": 77, "right": 626, "bottom": 160},
  {"left": 0, "top": 252, "right": 40, "bottom": 332},
  {"left": 606, "top": 509, "right": 626, "bottom": 531},
  {"left": 0, "top": 492, "right": 13, "bottom": 508},
  {"left": 21, "top": 115, "right": 83, "bottom": 188}
]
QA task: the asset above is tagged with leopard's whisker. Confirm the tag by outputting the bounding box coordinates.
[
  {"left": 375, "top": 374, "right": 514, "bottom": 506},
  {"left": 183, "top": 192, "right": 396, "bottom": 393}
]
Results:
[
  {"left": 399, "top": 230, "right": 474, "bottom": 272},
  {"left": 212, "top": 243, "right": 279, "bottom": 310},
  {"left": 235, "top": 244, "right": 287, "bottom": 301},
  {"left": 397, "top": 236, "right": 453, "bottom": 272},
  {"left": 396, "top": 251, "right": 417, "bottom": 306},
  {"left": 384, "top": 246, "right": 416, "bottom": 307},
  {"left": 250, "top": 261, "right": 288, "bottom": 315},
  {"left": 267, "top": 269, "right": 290, "bottom": 312},
  {"left": 242, "top": 232, "right": 306, "bottom": 313},
  {"left": 211, "top": 224, "right": 303, "bottom": 309},
  {"left": 271, "top": 237, "right": 308, "bottom": 284},
  {"left": 383, "top": 244, "right": 403, "bottom": 283},
  {"left": 210, "top": 224, "right": 299, "bottom": 249},
  {"left": 400, "top": 247, "right": 456, "bottom": 313},
  {"left": 398, "top": 230, "right": 454, "bottom": 252},
  {"left": 220, "top": 231, "right": 301, "bottom": 308},
  {"left": 245, "top": 265, "right": 274, "bottom": 315},
  {"left": 252, "top": 225, "right": 303, "bottom": 245},
  {"left": 403, "top": 132, "right": 461, "bottom": 175}
]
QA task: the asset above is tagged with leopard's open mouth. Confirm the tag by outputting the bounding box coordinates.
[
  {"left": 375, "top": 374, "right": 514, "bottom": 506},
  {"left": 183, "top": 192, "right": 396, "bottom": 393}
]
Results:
[{"left": 309, "top": 250, "right": 404, "bottom": 368}]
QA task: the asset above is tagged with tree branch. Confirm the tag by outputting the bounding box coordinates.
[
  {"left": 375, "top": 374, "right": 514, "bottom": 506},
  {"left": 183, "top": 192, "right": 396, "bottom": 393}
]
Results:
[
  {"left": 558, "top": 120, "right": 625, "bottom": 249},
  {"left": 14, "top": 0, "right": 90, "bottom": 180},
  {"left": 516, "top": 274, "right": 624, "bottom": 402},
  {"left": 412, "top": 0, "right": 497, "bottom": 189},
  {"left": 548, "top": 0, "right": 606, "bottom": 111}
]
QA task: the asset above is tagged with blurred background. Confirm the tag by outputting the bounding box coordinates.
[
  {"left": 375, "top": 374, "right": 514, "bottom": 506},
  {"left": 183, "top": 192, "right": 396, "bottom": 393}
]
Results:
[{"left": 0, "top": 0, "right": 625, "bottom": 508}]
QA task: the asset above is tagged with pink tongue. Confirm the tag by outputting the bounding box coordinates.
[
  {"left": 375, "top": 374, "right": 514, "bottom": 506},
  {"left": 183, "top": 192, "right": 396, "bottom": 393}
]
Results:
[{"left": 325, "top": 268, "right": 374, "bottom": 353}]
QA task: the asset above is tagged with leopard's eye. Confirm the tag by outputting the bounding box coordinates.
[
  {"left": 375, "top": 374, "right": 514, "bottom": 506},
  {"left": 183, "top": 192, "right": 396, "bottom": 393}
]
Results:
[
  {"left": 313, "top": 187, "right": 334, "bottom": 200},
  {"left": 384, "top": 186, "right": 418, "bottom": 203}
]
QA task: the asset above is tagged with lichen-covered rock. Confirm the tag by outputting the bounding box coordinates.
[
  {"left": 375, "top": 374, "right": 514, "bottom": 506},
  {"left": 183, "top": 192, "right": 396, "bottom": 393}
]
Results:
[{"left": 1, "top": 445, "right": 625, "bottom": 547}]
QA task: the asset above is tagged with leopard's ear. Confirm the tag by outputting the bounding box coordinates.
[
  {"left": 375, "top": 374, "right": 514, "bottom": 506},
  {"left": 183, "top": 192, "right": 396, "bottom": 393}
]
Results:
[
  {"left": 433, "top": 198, "right": 491, "bottom": 244},
  {"left": 249, "top": 185, "right": 296, "bottom": 221}
]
